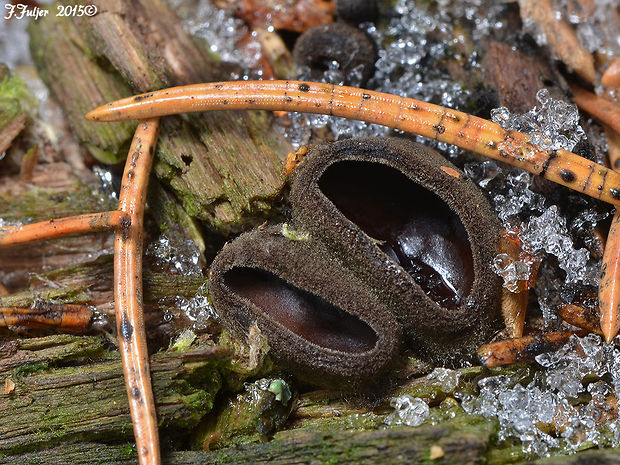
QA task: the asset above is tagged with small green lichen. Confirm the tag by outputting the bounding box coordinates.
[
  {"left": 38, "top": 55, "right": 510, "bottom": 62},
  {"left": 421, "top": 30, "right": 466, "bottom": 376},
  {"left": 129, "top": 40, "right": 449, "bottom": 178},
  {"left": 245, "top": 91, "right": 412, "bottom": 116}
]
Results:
[
  {"left": 281, "top": 223, "right": 310, "bottom": 241},
  {"left": 170, "top": 329, "right": 198, "bottom": 352}
]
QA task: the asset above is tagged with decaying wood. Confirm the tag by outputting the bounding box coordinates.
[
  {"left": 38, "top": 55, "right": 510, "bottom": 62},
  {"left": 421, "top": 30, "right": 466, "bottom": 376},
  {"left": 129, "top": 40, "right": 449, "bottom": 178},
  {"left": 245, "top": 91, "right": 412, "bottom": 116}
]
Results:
[
  {"left": 0, "top": 334, "right": 230, "bottom": 455},
  {"left": 28, "top": 0, "right": 292, "bottom": 233},
  {"left": 0, "top": 254, "right": 211, "bottom": 340},
  {"left": 0, "top": 163, "right": 117, "bottom": 290},
  {"left": 482, "top": 41, "right": 562, "bottom": 114},
  {"left": 0, "top": 65, "right": 28, "bottom": 156}
]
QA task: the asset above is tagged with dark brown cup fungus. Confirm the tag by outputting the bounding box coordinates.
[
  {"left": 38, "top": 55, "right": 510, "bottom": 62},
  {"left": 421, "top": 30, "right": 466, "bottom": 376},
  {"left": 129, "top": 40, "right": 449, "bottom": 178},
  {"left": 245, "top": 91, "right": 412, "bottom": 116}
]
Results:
[
  {"left": 209, "top": 225, "right": 401, "bottom": 387},
  {"left": 289, "top": 138, "right": 504, "bottom": 364},
  {"left": 293, "top": 22, "right": 376, "bottom": 87},
  {"left": 335, "top": 0, "right": 378, "bottom": 25}
]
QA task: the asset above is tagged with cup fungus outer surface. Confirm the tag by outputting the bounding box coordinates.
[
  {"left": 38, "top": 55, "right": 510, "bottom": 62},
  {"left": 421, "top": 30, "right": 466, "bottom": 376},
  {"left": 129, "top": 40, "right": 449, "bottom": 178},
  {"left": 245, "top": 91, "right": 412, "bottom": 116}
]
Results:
[
  {"left": 292, "top": 22, "right": 377, "bottom": 86},
  {"left": 289, "top": 137, "right": 504, "bottom": 364},
  {"left": 209, "top": 225, "right": 402, "bottom": 387}
]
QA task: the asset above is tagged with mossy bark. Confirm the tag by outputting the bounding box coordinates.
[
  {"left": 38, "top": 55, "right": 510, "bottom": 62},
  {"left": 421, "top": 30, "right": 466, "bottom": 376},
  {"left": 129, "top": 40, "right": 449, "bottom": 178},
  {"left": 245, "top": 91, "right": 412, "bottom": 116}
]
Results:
[
  {"left": 28, "top": 0, "right": 292, "bottom": 233},
  {"left": 0, "top": 64, "right": 30, "bottom": 155},
  {"left": 5, "top": 412, "right": 618, "bottom": 464},
  {"left": 0, "top": 334, "right": 229, "bottom": 456}
]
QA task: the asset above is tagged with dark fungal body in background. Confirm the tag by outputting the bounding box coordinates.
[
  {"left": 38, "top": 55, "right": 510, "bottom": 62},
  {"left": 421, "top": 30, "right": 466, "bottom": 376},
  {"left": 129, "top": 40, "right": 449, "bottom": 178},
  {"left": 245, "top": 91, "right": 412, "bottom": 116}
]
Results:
[
  {"left": 293, "top": 22, "right": 377, "bottom": 87},
  {"left": 335, "top": 0, "right": 378, "bottom": 24}
]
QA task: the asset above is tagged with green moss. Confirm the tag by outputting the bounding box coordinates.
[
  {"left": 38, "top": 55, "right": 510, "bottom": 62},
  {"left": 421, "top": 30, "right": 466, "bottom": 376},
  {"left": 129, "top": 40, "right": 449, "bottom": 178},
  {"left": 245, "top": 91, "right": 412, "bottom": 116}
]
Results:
[
  {"left": 0, "top": 183, "right": 116, "bottom": 223},
  {"left": 0, "top": 64, "right": 37, "bottom": 116},
  {"left": 0, "top": 286, "right": 90, "bottom": 308},
  {"left": 11, "top": 360, "right": 50, "bottom": 378}
]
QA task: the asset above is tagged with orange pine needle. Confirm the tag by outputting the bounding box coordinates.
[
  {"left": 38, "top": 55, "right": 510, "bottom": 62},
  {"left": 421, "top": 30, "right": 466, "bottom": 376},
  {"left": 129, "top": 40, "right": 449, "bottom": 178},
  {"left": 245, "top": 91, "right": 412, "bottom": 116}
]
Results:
[
  {"left": 478, "top": 330, "right": 587, "bottom": 367},
  {"left": 605, "top": 126, "right": 620, "bottom": 172},
  {"left": 115, "top": 118, "right": 161, "bottom": 465},
  {"left": 86, "top": 80, "right": 620, "bottom": 207},
  {"left": 0, "top": 211, "right": 128, "bottom": 247},
  {"left": 557, "top": 304, "right": 602, "bottom": 335},
  {"left": 598, "top": 125, "right": 620, "bottom": 344},
  {"left": 600, "top": 209, "right": 620, "bottom": 343},
  {"left": 570, "top": 84, "right": 620, "bottom": 135},
  {"left": 501, "top": 289, "right": 528, "bottom": 339},
  {"left": 602, "top": 57, "right": 620, "bottom": 89}
]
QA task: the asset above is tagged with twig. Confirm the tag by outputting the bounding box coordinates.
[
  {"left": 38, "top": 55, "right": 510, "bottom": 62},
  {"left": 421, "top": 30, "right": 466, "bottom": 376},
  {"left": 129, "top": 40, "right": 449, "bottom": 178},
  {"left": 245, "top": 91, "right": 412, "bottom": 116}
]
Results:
[
  {"left": 0, "top": 302, "right": 94, "bottom": 333},
  {"left": 478, "top": 330, "right": 587, "bottom": 367},
  {"left": 0, "top": 211, "right": 128, "bottom": 247},
  {"left": 114, "top": 118, "right": 161, "bottom": 465},
  {"left": 86, "top": 80, "right": 620, "bottom": 207}
]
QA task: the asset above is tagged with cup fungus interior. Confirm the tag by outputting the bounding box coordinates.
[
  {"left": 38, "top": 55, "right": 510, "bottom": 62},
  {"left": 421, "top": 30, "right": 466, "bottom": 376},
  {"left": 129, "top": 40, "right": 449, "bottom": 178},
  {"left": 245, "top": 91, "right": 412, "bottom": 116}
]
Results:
[
  {"left": 223, "top": 267, "right": 378, "bottom": 353},
  {"left": 318, "top": 160, "right": 474, "bottom": 309}
]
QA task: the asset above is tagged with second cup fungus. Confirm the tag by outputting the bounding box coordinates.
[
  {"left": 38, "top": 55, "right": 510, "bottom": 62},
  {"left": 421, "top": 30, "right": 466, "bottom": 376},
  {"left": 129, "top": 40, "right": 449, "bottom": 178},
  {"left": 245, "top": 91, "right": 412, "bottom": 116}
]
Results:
[{"left": 209, "top": 225, "right": 401, "bottom": 387}]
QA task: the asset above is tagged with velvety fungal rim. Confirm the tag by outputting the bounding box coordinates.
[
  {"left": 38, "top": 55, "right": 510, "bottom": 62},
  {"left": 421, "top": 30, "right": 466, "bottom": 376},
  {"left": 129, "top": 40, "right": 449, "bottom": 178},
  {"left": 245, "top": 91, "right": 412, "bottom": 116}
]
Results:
[
  {"left": 289, "top": 137, "right": 504, "bottom": 364},
  {"left": 209, "top": 225, "right": 402, "bottom": 385}
]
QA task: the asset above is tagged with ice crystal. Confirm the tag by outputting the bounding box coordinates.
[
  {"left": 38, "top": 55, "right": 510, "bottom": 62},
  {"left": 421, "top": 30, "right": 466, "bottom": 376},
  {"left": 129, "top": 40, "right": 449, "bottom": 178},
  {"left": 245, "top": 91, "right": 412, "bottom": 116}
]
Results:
[
  {"left": 521, "top": 206, "right": 598, "bottom": 285},
  {"left": 493, "top": 253, "right": 532, "bottom": 293},
  {"left": 385, "top": 395, "right": 430, "bottom": 427},
  {"left": 553, "top": 0, "right": 620, "bottom": 57},
  {"left": 461, "top": 334, "right": 620, "bottom": 457},
  {"left": 427, "top": 367, "right": 460, "bottom": 392},
  {"left": 92, "top": 166, "right": 118, "bottom": 200},
  {"left": 173, "top": 283, "right": 215, "bottom": 331},
  {"left": 173, "top": 0, "right": 264, "bottom": 79},
  {"left": 491, "top": 171, "right": 546, "bottom": 223},
  {"left": 146, "top": 235, "right": 202, "bottom": 276},
  {"left": 491, "top": 89, "right": 585, "bottom": 152},
  {"left": 279, "top": 0, "right": 485, "bottom": 150}
]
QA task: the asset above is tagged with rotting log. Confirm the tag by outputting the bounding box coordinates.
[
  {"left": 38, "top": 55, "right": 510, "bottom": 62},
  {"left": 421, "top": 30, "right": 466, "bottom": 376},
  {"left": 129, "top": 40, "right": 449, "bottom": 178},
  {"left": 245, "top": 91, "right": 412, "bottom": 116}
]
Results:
[
  {"left": 28, "top": 0, "right": 293, "bottom": 233},
  {"left": 0, "top": 413, "right": 495, "bottom": 464},
  {"left": 0, "top": 334, "right": 229, "bottom": 455},
  {"left": 482, "top": 41, "right": 565, "bottom": 114},
  {"left": 0, "top": 65, "right": 29, "bottom": 156},
  {"left": 4, "top": 408, "right": 619, "bottom": 465},
  {"left": 0, "top": 335, "right": 617, "bottom": 464}
]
